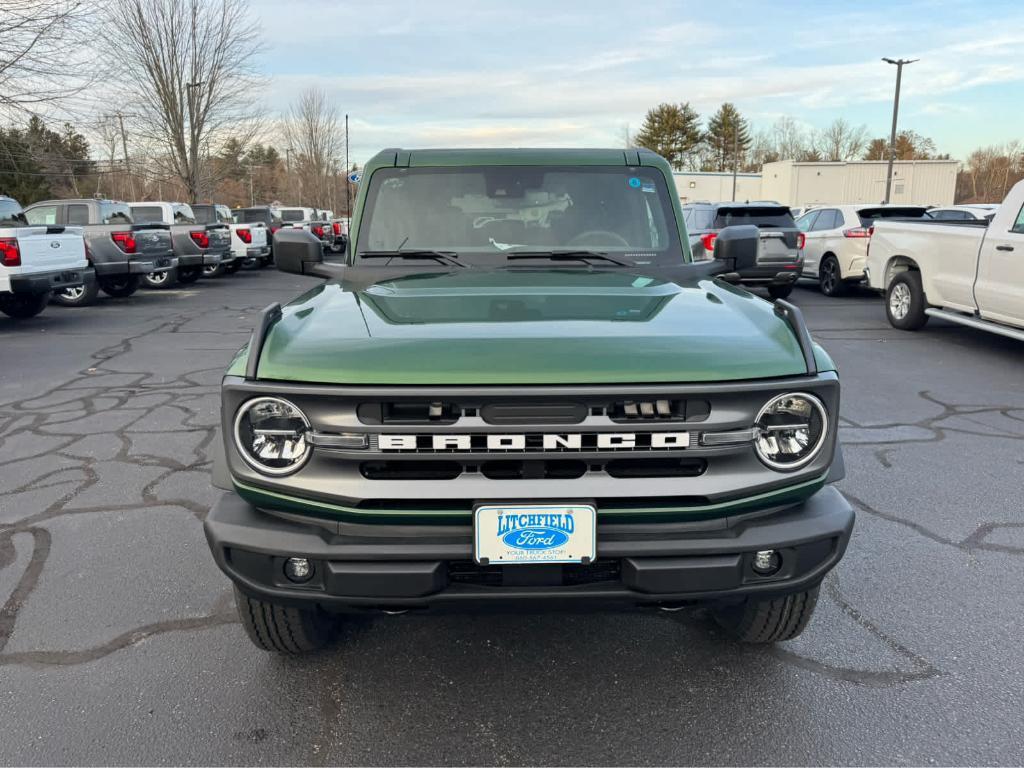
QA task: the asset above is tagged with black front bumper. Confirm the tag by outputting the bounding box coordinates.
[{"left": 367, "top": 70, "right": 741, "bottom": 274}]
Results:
[
  {"left": 204, "top": 486, "right": 854, "bottom": 612},
  {"left": 9, "top": 267, "right": 88, "bottom": 293}
]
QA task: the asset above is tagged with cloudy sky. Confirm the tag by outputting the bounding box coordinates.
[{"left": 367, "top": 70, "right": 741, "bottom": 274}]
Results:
[{"left": 250, "top": 0, "right": 1024, "bottom": 166}]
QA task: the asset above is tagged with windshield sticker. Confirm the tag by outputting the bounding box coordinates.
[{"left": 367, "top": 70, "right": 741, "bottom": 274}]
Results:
[
  {"left": 628, "top": 177, "right": 642, "bottom": 189},
  {"left": 641, "top": 181, "right": 657, "bottom": 193},
  {"left": 631, "top": 276, "right": 654, "bottom": 287}
]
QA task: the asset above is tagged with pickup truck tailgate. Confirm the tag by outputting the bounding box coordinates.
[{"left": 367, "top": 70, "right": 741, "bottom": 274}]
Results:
[{"left": 13, "top": 227, "right": 86, "bottom": 272}]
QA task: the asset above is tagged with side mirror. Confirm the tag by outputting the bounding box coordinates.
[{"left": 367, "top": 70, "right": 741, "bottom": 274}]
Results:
[
  {"left": 273, "top": 228, "right": 345, "bottom": 280},
  {"left": 713, "top": 225, "right": 759, "bottom": 273}
]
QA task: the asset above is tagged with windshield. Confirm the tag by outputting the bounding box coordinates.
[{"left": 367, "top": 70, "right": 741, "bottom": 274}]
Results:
[
  {"left": 102, "top": 203, "right": 133, "bottom": 224},
  {"left": 0, "top": 199, "right": 27, "bottom": 226},
  {"left": 280, "top": 209, "right": 305, "bottom": 222},
  {"left": 357, "top": 166, "right": 684, "bottom": 266},
  {"left": 192, "top": 205, "right": 216, "bottom": 224},
  {"left": 682, "top": 207, "right": 715, "bottom": 231},
  {"left": 713, "top": 207, "right": 794, "bottom": 229}
]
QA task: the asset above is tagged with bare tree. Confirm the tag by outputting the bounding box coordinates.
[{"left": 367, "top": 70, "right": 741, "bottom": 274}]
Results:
[
  {"left": 820, "top": 118, "right": 868, "bottom": 161},
  {"left": 0, "top": 0, "right": 98, "bottom": 119},
  {"left": 100, "top": 0, "right": 264, "bottom": 202},
  {"left": 283, "top": 88, "right": 345, "bottom": 208}
]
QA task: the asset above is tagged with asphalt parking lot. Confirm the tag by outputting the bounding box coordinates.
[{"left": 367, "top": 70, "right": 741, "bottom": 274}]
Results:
[{"left": 1, "top": 270, "right": 1023, "bottom": 766}]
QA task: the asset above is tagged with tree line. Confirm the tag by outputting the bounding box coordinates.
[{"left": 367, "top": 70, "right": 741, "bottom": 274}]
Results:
[
  {"left": 632, "top": 102, "right": 950, "bottom": 173},
  {"left": 0, "top": 0, "right": 354, "bottom": 212}
]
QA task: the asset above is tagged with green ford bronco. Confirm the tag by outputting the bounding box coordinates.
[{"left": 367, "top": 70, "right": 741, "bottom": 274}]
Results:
[{"left": 205, "top": 148, "right": 853, "bottom": 654}]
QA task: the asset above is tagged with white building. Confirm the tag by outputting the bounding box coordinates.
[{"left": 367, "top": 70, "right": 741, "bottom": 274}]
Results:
[
  {"left": 673, "top": 171, "right": 762, "bottom": 205},
  {"left": 673, "top": 160, "right": 959, "bottom": 208}
]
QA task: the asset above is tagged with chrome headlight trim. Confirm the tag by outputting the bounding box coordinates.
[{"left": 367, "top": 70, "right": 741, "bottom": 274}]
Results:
[
  {"left": 753, "top": 391, "right": 829, "bottom": 472},
  {"left": 233, "top": 396, "right": 313, "bottom": 476}
]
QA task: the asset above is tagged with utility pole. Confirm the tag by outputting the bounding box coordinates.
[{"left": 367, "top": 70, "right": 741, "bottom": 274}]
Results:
[
  {"left": 247, "top": 163, "right": 255, "bottom": 206},
  {"left": 115, "top": 112, "right": 135, "bottom": 200},
  {"left": 345, "top": 113, "right": 350, "bottom": 223},
  {"left": 882, "top": 57, "right": 918, "bottom": 204}
]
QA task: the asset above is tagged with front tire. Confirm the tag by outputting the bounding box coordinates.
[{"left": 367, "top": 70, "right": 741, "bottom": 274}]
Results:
[
  {"left": 767, "top": 284, "right": 793, "bottom": 300},
  {"left": 176, "top": 266, "right": 202, "bottom": 284},
  {"left": 52, "top": 280, "right": 100, "bottom": 306},
  {"left": 886, "top": 271, "right": 929, "bottom": 330},
  {"left": 0, "top": 291, "right": 51, "bottom": 319},
  {"left": 818, "top": 254, "right": 846, "bottom": 297},
  {"left": 99, "top": 275, "right": 140, "bottom": 298},
  {"left": 234, "top": 586, "right": 334, "bottom": 654},
  {"left": 713, "top": 585, "right": 820, "bottom": 643},
  {"left": 224, "top": 260, "right": 241, "bottom": 274}
]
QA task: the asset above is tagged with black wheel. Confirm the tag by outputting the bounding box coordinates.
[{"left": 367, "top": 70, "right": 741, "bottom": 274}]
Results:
[
  {"left": 262, "top": 255, "right": 274, "bottom": 268},
  {"left": 0, "top": 291, "right": 51, "bottom": 319},
  {"left": 712, "top": 585, "right": 819, "bottom": 643},
  {"left": 176, "top": 266, "right": 202, "bottom": 284},
  {"left": 241, "top": 257, "right": 262, "bottom": 271},
  {"left": 818, "top": 254, "right": 845, "bottom": 297},
  {"left": 141, "top": 269, "right": 176, "bottom": 289},
  {"left": 202, "top": 263, "right": 226, "bottom": 278},
  {"left": 224, "top": 260, "right": 241, "bottom": 274},
  {"left": 234, "top": 586, "right": 334, "bottom": 654},
  {"left": 885, "top": 271, "right": 929, "bottom": 330},
  {"left": 767, "top": 284, "right": 793, "bottom": 300},
  {"left": 52, "top": 280, "right": 100, "bottom": 306},
  {"left": 99, "top": 275, "right": 140, "bottom": 298}
]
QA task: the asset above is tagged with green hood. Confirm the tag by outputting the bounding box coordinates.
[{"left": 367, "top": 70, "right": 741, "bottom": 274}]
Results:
[{"left": 248, "top": 270, "right": 831, "bottom": 385}]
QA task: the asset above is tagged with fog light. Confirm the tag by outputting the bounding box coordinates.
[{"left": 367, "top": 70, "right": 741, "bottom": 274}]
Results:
[
  {"left": 752, "top": 549, "right": 781, "bottom": 576},
  {"left": 284, "top": 557, "right": 314, "bottom": 583}
]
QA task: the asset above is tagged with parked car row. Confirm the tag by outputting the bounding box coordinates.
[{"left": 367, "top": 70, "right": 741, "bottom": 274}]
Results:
[{"left": 1, "top": 196, "right": 287, "bottom": 319}]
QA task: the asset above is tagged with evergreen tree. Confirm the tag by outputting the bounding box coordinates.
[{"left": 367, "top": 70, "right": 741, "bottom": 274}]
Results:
[
  {"left": 703, "top": 103, "right": 751, "bottom": 172},
  {"left": 633, "top": 103, "right": 702, "bottom": 170}
]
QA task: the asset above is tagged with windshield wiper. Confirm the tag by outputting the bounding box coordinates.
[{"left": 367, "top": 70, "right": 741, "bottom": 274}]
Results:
[
  {"left": 358, "top": 250, "right": 465, "bottom": 267},
  {"left": 505, "top": 250, "right": 629, "bottom": 266}
]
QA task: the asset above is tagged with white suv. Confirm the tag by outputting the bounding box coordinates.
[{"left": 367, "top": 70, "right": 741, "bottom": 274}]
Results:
[{"left": 796, "top": 205, "right": 929, "bottom": 296}]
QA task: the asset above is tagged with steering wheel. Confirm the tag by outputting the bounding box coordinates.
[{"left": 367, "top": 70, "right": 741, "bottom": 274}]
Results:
[{"left": 566, "top": 230, "right": 630, "bottom": 248}]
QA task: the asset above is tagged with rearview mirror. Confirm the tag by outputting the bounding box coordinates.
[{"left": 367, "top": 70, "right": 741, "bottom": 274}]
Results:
[
  {"left": 273, "top": 229, "right": 345, "bottom": 280},
  {"left": 713, "top": 225, "right": 759, "bottom": 273}
]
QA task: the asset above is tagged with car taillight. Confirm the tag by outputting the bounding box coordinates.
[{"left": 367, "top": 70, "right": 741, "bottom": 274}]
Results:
[
  {"left": 332, "top": 222, "right": 341, "bottom": 235},
  {"left": 237, "top": 228, "right": 252, "bottom": 244},
  {"left": 843, "top": 227, "right": 871, "bottom": 238},
  {"left": 797, "top": 232, "right": 806, "bottom": 250},
  {"left": 190, "top": 230, "right": 210, "bottom": 248},
  {"left": 111, "top": 231, "right": 137, "bottom": 253},
  {"left": 701, "top": 232, "right": 718, "bottom": 253},
  {"left": 311, "top": 225, "right": 324, "bottom": 238},
  {"left": 0, "top": 238, "right": 21, "bottom": 267},
  {"left": 868, "top": 225, "right": 875, "bottom": 237},
  {"left": 270, "top": 225, "right": 280, "bottom": 234}
]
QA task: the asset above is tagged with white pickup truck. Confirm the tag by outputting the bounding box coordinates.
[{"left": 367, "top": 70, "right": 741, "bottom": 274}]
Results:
[
  {"left": 0, "top": 196, "right": 88, "bottom": 319},
  {"left": 866, "top": 180, "right": 1024, "bottom": 340}
]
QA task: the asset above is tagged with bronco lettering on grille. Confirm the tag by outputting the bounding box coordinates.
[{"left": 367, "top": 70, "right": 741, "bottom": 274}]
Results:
[{"left": 377, "top": 432, "right": 690, "bottom": 452}]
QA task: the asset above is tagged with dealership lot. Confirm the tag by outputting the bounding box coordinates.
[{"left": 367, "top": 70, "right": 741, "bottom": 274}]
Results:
[{"left": 1, "top": 272, "right": 1022, "bottom": 766}]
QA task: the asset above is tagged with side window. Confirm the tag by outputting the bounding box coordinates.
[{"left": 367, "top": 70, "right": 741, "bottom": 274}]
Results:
[
  {"left": 796, "top": 211, "right": 818, "bottom": 232},
  {"left": 812, "top": 210, "right": 838, "bottom": 231},
  {"left": 25, "top": 205, "right": 58, "bottom": 226},
  {"left": 1009, "top": 204, "right": 1024, "bottom": 234},
  {"left": 67, "top": 204, "right": 90, "bottom": 225}
]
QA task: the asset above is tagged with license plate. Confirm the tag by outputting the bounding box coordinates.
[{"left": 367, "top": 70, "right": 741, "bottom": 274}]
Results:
[{"left": 473, "top": 503, "right": 596, "bottom": 565}]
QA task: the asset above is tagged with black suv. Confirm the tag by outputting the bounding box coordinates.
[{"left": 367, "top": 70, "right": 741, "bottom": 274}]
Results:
[{"left": 682, "top": 202, "right": 804, "bottom": 299}]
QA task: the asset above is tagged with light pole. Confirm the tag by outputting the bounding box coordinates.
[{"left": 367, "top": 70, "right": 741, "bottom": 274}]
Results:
[
  {"left": 882, "top": 57, "right": 917, "bottom": 204},
  {"left": 186, "top": 80, "right": 204, "bottom": 202}
]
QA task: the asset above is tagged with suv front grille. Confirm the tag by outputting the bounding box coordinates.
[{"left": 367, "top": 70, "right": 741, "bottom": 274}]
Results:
[{"left": 447, "top": 559, "right": 621, "bottom": 587}]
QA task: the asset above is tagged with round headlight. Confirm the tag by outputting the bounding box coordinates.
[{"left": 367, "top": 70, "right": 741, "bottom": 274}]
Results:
[
  {"left": 754, "top": 392, "right": 828, "bottom": 471},
  {"left": 233, "top": 397, "right": 311, "bottom": 476}
]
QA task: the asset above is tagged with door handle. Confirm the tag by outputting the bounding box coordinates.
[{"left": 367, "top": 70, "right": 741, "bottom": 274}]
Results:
[{"left": 996, "top": 245, "right": 1014, "bottom": 252}]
